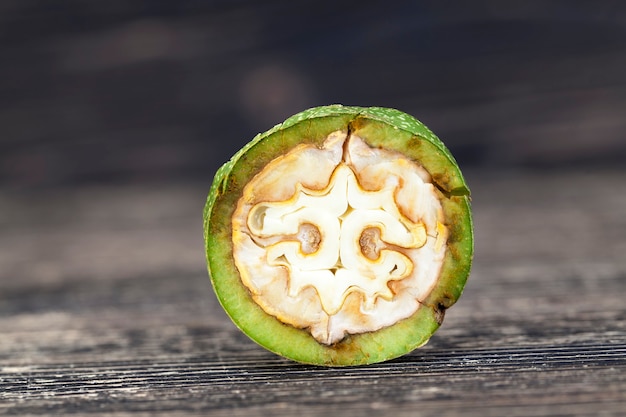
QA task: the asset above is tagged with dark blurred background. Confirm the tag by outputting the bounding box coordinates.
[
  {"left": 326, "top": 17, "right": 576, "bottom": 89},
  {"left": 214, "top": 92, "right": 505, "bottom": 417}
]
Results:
[{"left": 1, "top": 0, "right": 626, "bottom": 189}]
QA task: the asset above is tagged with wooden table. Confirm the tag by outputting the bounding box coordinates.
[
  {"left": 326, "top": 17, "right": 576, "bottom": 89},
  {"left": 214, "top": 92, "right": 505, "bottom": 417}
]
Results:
[{"left": 1, "top": 169, "right": 625, "bottom": 416}]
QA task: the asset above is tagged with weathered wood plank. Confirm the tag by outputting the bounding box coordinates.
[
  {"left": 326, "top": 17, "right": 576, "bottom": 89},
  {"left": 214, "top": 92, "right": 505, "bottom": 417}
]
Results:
[
  {"left": 1, "top": 170, "right": 625, "bottom": 415},
  {"left": 1, "top": 343, "right": 625, "bottom": 415},
  {"left": 1, "top": 347, "right": 625, "bottom": 408}
]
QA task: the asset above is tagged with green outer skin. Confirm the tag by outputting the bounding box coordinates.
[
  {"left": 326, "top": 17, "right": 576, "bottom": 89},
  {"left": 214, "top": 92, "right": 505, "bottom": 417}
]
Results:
[{"left": 203, "top": 105, "right": 473, "bottom": 366}]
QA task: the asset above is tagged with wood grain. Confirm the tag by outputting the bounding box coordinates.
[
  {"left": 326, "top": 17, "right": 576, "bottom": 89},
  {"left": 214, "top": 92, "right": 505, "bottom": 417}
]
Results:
[{"left": 1, "top": 170, "right": 625, "bottom": 416}]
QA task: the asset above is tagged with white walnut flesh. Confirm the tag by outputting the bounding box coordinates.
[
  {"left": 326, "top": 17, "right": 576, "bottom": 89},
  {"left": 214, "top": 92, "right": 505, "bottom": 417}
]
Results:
[{"left": 232, "top": 132, "right": 448, "bottom": 345}]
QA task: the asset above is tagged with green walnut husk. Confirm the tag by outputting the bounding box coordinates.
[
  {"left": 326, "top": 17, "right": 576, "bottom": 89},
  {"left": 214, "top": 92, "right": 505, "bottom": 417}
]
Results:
[{"left": 204, "top": 105, "right": 473, "bottom": 366}]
